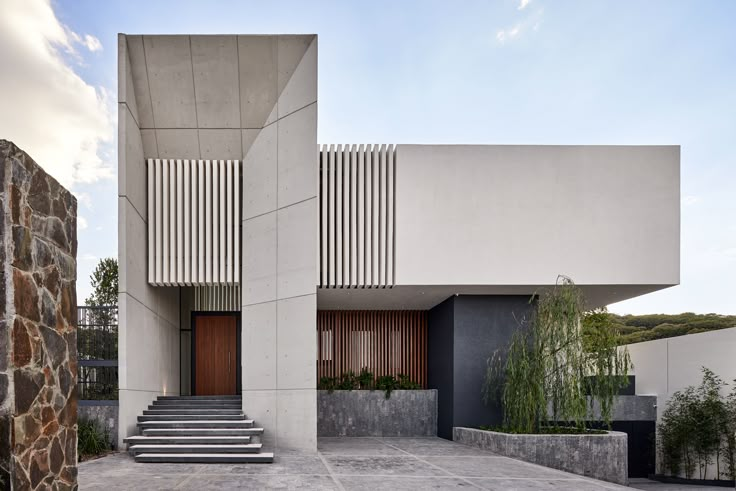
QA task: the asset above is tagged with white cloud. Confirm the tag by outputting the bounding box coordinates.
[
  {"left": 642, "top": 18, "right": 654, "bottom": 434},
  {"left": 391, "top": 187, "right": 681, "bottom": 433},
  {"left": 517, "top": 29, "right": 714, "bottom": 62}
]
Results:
[
  {"left": 78, "top": 216, "right": 88, "bottom": 230},
  {"left": 496, "top": 6, "right": 544, "bottom": 45},
  {"left": 0, "top": 0, "right": 114, "bottom": 188},
  {"left": 682, "top": 195, "right": 700, "bottom": 206},
  {"left": 82, "top": 34, "right": 103, "bottom": 52},
  {"left": 76, "top": 191, "right": 93, "bottom": 209},
  {"left": 497, "top": 25, "right": 522, "bottom": 44}
]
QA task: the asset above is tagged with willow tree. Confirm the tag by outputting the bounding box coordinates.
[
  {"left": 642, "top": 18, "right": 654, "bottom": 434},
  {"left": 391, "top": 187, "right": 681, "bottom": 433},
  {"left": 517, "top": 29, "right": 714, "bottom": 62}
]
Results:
[{"left": 483, "top": 276, "right": 631, "bottom": 433}]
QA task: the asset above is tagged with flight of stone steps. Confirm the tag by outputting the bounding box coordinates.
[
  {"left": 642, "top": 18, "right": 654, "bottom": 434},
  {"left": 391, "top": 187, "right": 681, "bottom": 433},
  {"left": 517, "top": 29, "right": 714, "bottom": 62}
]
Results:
[{"left": 123, "top": 395, "right": 273, "bottom": 463}]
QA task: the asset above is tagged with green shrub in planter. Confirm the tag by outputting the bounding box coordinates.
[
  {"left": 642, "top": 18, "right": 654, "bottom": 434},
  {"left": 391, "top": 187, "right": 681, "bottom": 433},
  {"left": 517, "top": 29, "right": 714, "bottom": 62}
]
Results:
[
  {"left": 319, "top": 368, "right": 420, "bottom": 398},
  {"left": 77, "top": 417, "right": 111, "bottom": 460}
]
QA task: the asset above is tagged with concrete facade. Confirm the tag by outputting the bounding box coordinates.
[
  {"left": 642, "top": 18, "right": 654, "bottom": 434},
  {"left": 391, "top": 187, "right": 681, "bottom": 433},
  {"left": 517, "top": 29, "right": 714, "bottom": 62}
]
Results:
[
  {"left": 118, "top": 34, "right": 318, "bottom": 451},
  {"left": 117, "top": 32, "right": 680, "bottom": 457},
  {"left": 317, "top": 390, "right": 437, "bottom": 437}
]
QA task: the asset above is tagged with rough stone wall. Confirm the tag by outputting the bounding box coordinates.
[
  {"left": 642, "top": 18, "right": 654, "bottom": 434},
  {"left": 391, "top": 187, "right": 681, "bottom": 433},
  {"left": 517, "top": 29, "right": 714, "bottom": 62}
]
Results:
[
  {"left": 0, "top": 140, "right": 78, "bottom": 490},
  {"left": 318, "top": 390, "right": 437, "bottom": 437},
  {"left": 454, "top": 427, "right": 628, "bottom": 486}
]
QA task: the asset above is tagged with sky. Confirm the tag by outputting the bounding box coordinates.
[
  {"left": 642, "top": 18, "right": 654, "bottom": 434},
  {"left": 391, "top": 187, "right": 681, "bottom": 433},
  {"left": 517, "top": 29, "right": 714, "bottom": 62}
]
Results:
[{"left": 1, "top": 0, "right": 734, "bottom": 315}]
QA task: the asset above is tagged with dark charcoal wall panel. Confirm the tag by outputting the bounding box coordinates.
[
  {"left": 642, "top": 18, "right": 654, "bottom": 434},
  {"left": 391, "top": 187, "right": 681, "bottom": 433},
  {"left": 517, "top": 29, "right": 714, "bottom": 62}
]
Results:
[
  {"left": 429, "top": 295, "right": 534, "bottom": 439},
  {"left": 428, "top": 297, "right": 454, "bottom": 439},
  {"left": 452, "top": 295, "right": 533, "bottom": 431}
]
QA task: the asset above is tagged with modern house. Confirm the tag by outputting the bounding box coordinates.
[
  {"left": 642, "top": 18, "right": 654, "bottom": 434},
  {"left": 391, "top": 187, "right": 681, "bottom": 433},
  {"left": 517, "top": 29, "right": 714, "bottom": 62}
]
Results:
[{"left": 117, "top": 33, "right": 680, "bottom": 457}]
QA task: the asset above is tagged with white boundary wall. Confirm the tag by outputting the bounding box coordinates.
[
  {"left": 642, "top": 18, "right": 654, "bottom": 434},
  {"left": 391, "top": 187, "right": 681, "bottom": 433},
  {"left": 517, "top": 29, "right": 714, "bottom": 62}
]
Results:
[{"left": 627, "top": 327, "right": 736, "bottom": 476}]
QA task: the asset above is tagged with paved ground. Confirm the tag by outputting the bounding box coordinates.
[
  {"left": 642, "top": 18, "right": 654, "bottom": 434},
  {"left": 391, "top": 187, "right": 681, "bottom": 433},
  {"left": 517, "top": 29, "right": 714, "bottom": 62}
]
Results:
[
  {"left": 628, "top": 478, "right": 729, "bottom": 490},
  {"left": 78, "top": 436, "right": 634, "bottom": 490}
]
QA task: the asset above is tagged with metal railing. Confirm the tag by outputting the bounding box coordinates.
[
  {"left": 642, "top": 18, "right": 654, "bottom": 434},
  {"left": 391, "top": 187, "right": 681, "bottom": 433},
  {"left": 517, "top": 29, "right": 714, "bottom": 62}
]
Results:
[{"left": 77, "top": 306, "right": 118, "bottom": 400}]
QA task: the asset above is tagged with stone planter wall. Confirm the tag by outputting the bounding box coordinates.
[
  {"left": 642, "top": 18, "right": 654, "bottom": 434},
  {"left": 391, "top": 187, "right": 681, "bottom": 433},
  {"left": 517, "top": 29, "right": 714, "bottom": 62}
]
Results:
[
  {"left": 453, "top": 427, "right": 628, "bottom": 486},
  {"left": 0, "top": 140, "right": 78, "bottom": 490},
  {"left": 318, "top": 390, "right": 437, "bottom": 437}
]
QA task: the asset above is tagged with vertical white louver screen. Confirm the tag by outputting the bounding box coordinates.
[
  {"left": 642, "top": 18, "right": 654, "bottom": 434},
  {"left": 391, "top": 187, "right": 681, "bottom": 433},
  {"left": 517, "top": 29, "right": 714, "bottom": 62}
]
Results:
[
  {"left": 193, "top": 285, "right": 241, "bottom": 311},
  {"left": 147, "top": 159, "right": 240, "bottom": 286},
  {"left": 319, "top": 145, "right": 395, "bottom": 288}
]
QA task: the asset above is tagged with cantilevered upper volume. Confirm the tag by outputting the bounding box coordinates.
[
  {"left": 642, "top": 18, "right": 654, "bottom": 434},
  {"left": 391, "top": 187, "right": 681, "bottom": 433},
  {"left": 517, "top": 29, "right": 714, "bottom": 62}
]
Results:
[{"left": 317, "top": 144, "right": 680, "bottom": 309}]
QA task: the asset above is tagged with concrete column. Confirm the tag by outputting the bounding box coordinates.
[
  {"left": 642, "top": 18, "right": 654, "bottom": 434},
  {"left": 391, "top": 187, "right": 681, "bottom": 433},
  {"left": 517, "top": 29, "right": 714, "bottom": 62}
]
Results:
[
  {"left": 117, "top": 35, "right": 180, "bottom": 449},
  {"left": 241, "top": 35, "right": 318, "bottom": 452}
]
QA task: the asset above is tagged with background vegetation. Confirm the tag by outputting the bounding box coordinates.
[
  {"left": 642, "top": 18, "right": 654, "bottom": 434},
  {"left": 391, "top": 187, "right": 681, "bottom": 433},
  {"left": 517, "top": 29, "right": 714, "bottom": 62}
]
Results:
[{"left": 605, "top": 313, "right": 736, "bottom": 345}]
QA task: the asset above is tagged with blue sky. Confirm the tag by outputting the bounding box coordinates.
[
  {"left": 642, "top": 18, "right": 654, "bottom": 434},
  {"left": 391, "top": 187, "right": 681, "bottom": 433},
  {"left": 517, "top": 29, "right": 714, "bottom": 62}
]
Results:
[{"left": 3, "top": 0, "right": 734, "bottom": 314}]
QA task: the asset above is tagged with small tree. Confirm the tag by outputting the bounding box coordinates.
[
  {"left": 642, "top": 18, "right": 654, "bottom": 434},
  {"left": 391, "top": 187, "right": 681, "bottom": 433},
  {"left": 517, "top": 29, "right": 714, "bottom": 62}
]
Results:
[
  {"left": 85, "top": 257, "right": 118, "bottom": 307},
  {"left": 84, "top": 257, "right": 118, "bottom": 327},
  {"left": 483, "top": 276, "right": 631, "bottom": 433},
  {"left": 724, "top": 383, "right": 736, "bottom": 480},
  {"left": 658, "top": 367, "right": 736, "bottom": 480}
]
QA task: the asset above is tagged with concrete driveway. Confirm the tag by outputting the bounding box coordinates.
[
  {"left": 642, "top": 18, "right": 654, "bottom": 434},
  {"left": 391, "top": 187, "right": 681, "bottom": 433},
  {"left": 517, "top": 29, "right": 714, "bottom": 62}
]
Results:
[{"left": 78, "top": 437, "right": 631, "bottom": 490}]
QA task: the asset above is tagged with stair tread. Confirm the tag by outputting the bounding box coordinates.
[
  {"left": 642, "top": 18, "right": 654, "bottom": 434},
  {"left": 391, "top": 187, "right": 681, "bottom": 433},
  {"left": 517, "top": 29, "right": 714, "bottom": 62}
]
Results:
[
  {"left": 135, "top": 452, "right": 274, "bottom": 462},
  {"left": 130, "top": 444, "right": 261, "bottom": 449},
  {"left": 157, "top": 396, "right": 241, "bottom": 400},
  {"left": 138, "top": 415, "right": 245, "bottom": 421},
  {"left": 125, "top": 436, "right": 251, "bottom": 443},
  {"left": 143, "top": 428, "right": 263, "bottom": 433},
  {"left": 138, "top": 452, "right": 272, "bottom": 456},
  {"left": 139, "top": 419, "right": 253, "bottom": 423}
]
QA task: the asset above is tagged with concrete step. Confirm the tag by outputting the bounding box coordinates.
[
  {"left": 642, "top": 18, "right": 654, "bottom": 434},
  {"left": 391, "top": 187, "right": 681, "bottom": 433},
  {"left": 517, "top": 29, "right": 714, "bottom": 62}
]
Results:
[
  {"left": 157, "top": 395, "right": 241, "bottom": 401},
  {"left": 138, "top": 420, "right": 253, "bottom": 429},
  {"left": 135, "top": 452, "right": 274, "bottom": 464},
  {"left": 124, "top": 435, "right": 252, "bottom": 445},
  {"left": 138, "top": 414, "right": 245, "bottom": 422},
  {"left": 143, "top": 427, "right": 264, "bottom": 437},
  {"left": 151, "top": 401, "right": 242, "bottom": 408},
  {"left": 144, "top": 408, "right": 244, "bottom": 415},
  {"left": 129, "top": 443, "right": 262, "bottom": 454}
]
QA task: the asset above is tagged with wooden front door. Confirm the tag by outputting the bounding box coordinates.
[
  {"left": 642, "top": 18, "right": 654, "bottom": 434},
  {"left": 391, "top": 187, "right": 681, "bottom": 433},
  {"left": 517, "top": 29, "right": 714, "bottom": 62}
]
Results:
[{"left": 194, "top": 315, "right": 237, "bottom": 395}]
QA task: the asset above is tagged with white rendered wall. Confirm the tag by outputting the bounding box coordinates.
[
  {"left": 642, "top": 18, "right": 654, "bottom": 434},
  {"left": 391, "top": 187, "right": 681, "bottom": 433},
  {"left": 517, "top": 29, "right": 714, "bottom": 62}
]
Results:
[
  {"left": 117, "top": 35, "right": 180, "bottom": 449},
  {"left": 626, "top": 328, "right": 736, "bottom": 475},
  {"left": 394, "top": 145, "right": 679, "bottom": 289}
]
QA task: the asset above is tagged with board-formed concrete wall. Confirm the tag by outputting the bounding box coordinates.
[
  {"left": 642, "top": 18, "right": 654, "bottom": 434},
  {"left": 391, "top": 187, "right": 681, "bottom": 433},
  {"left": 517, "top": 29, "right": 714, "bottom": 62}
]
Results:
[
  {"left": 317, "top": 390, "right": 437, "bottom": 437},
  {"left": 0, "top": 140, "right": 78, "bottom": 489},
  {"left": 454, "top": 427, "right": 628, "bottom": 485}
]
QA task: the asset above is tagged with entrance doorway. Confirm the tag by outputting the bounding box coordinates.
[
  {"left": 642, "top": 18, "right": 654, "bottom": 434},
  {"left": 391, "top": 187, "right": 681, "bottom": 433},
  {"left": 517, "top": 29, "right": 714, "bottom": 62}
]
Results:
[{"left": 192, "top": 313, "right": 240, "bottom": 395}]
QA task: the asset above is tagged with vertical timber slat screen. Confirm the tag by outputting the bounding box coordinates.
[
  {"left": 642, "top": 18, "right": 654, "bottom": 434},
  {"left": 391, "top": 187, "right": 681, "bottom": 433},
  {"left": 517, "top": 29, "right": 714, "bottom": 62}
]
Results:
[{"left": 317, "top": 311, "right": 427, "bottom": 388}]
